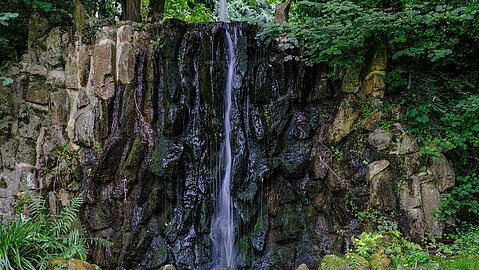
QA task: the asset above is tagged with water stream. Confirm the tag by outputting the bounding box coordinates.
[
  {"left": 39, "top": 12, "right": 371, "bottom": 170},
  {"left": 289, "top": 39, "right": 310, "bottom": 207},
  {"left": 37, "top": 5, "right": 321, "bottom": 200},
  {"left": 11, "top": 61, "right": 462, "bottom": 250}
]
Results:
[
  {"left": 219, "top": 0, "right": 226, "bottom": 21},
  {"left": 210, "top": 28, "right": 236, "bottom": 270}
]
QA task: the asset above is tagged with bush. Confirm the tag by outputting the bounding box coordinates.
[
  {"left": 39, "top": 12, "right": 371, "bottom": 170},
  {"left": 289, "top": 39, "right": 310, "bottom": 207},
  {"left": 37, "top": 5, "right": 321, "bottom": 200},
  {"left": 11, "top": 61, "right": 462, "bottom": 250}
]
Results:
[{"left": 0, "top": 192, "right": 107, "bottom": 270}]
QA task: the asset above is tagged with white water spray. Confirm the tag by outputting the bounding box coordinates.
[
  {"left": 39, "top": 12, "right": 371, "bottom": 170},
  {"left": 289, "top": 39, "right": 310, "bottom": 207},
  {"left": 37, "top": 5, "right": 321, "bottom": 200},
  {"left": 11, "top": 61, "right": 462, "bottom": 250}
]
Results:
[{"left": 211, "top": 28, "right": 236, "bottom": 270}]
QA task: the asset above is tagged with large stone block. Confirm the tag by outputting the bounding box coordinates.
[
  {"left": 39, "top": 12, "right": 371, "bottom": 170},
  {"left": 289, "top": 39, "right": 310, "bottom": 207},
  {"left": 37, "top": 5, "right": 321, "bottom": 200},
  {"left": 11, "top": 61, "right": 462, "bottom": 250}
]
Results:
[
  {"left": 50, "top": 89, "right": 71, "bottom": 126},
  {"left": 369, "top": 161, "right": 396, "bottom": 211},
  {"left": 117, "top": 42, "right": 137, "bottom": 84},
  {"left": 92, "top": 39, "right": 115, "bottom": 99},
  {"left": 421, "top": 181, "right": 444, "bottom": 238},
  {"left": 341, "top": 63, "right": 362, "bottom": 93},
  {"left": 367, "top": 128, "right": 391, "bottom": 151},
  {"left": 78, "top": 46, "right": 90, "bottom": 87},
  {"left": 328, "top": 94, "right": 359, "bottom": 143},
  {"left": 25, "top": 79, "right": 49, "bottom": 105},
  {"left": 364, "top": 71, "right": 386, "bottom": 97},
  {"left": 74, "top": 110, "right": 95, "bottom": 147},
  {"left": 429, "top": 153, "right": 455, "bottom": 192}
]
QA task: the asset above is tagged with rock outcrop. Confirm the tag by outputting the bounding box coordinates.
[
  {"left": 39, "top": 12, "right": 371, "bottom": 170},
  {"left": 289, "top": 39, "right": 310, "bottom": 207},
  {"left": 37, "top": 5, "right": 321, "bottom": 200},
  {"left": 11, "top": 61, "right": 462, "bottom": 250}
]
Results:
[{"left": 0, "top": 19, "right": 456, "bottom": 270}]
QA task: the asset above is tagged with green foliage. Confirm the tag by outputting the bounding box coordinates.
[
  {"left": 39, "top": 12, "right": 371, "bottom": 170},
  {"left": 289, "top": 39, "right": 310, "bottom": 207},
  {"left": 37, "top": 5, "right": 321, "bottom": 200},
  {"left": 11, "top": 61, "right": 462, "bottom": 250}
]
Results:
[
  {"left": 351, "top": 230, "right": 431, "bottom": 267},
  {"left": 0, "top": 12, "right": 18, "bottom": 26},
  {"left": 212, "top": 0, "right": 275, "bottom": 23},
  {"left": 164, "top": 0, "right": 212, "bottom": 23},
  {"left": 140, "top": 0, "right": 150, "bottom": 23},
  {"left": 0, "top": 192, "right": 107, "bottom": 270},
  {"left": 433, "top": 228, "right": 479, "bottom": 269},
  {"left": 440, "top": 173, "right": 479, "bottom": 225},
  {"left": 261, "top": 1, "right": 479, "bottom": 69},
  {"left": 352, "top": 232, "right": 383, "bottom": 259},
  {"left": 429, "top": 95, "right": 479, "bottom": 153},
  {"left": 330, "top": 146, "right": 343, "bottom": 162}
]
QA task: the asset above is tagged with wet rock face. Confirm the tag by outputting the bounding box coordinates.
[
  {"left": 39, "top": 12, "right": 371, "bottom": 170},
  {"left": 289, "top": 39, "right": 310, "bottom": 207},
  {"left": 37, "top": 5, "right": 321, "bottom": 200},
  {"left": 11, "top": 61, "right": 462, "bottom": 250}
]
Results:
[{"left": 0, "top": 19, "right": 457, "bottom": 270}]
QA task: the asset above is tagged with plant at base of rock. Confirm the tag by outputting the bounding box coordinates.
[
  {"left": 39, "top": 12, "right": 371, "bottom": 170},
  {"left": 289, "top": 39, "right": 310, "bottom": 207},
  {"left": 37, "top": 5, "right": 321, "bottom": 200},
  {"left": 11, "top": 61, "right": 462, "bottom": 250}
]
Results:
[
  {"left": 330, "top": 146, "right": 343, "bottom": 162},
  {"left": 352, "top": 232, "right": 383, "bottom": 259},
  {"left": 356, "top": 208, "right": 398, "bottom": 232},
  {"left": 1, "top": 191, "right": 108, "bottom": 270},
  {"left": 440, "top": 173, "right": 479, "bottom": 225}
]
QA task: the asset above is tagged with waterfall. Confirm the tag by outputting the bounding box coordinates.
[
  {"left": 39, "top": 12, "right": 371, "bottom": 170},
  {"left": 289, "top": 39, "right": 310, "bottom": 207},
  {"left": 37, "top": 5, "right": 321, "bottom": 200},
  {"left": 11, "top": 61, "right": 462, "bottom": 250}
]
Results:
[
  {"left": 219, "top": 0, "right": 227, "bottom": 21},
  {"left": 211, "top": 27, "right": 236, "bottom": 270}
]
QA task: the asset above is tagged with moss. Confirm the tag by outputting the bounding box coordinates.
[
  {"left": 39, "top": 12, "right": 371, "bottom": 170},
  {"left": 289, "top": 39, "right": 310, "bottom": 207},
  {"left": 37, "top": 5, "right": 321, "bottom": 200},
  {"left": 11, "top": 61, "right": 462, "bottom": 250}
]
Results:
[
  {"left": 26, "top": 138, "right": 36, "bottom": 148},
  {"left": 345, "top": 253, "right": 369, "bottom": 269},
  {"left": 0, "top": 123, "right": 12, "bottom": 137},
  {"left": 0, "top": 178, "right": 8, "bottom": 189},
  {"left": 320, "top": 254, "right": 347, "bottom": 270},
  {"left": 122, "top": 136, "right": 143, "bottom": 175}
]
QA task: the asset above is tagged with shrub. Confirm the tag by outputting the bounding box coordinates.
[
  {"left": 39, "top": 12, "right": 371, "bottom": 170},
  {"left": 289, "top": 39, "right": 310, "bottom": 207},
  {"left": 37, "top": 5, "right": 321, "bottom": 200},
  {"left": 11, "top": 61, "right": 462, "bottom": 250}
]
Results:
[{"left": 0, "top": 192, "right": 107, "bottom": 270}]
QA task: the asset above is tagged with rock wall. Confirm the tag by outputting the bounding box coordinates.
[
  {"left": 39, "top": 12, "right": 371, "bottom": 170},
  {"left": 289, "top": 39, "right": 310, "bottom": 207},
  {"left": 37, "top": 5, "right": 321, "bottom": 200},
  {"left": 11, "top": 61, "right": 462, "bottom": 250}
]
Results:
[{"left": 0, "top": 18, "right": 456, "bottom": 270}]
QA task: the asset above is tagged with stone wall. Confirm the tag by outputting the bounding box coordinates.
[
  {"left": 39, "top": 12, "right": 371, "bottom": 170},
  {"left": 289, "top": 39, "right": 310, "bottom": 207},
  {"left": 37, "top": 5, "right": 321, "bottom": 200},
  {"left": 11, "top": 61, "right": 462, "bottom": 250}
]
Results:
[{"left": 0, "top": 17, "right": 456, "bottom": 270}]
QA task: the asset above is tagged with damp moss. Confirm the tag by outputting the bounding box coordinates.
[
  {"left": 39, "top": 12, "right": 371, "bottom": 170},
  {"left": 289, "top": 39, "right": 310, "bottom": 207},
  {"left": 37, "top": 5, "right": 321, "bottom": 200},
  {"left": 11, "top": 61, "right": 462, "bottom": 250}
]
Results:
[
  {"left": 123, "top": 136, "right": 143, "bottom": 169},
  {"left": 0, "top": 178, "right": 8, "bottom": 189}
]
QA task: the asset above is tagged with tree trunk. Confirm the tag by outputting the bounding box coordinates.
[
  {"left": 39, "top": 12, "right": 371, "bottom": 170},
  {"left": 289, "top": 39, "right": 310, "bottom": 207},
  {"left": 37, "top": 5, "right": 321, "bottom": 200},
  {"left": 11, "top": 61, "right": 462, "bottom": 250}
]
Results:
[
  {"left": 122, "top": 0, "right": 141, "bottom": 22},
  {"left": 149, "top": 0, "right": 165, "bottom": 22}
]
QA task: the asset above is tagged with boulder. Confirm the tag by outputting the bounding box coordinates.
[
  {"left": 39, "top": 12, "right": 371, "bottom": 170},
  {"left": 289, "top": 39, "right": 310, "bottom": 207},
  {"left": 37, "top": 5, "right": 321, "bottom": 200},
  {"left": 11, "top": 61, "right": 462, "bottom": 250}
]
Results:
[
  {"left": 421, "top": 182, "right": 444, "bottom": 238},
  {"left": 297, "top": 263, "right": 309, "bottom": 270},
  {"left": 160, "top": 265, "right": 177, "bottom": 270},
  {"left": 345, "top": 253, "right": 369, "bottom": 269},
  {"left": 116, "top": 42, "right": 136, "bottom": 84},
  {"left": 367, "top": 160, "right": 389, "bottom": 181},
  {"left": 368, "top": 247, "right": 390, "bottom": 270},
  {"left": 47, "top": 69, "right": 66, "bottom": 87},
  {"left": 367, "top": 128, "right": 391, "bottom": 151},
  {"left": 342, "top": 63, "right": 362, "bottom": 93},
  {"left": 44, "top": 27, "right": 68, "bottom": 67},
  {"left": 428, "top": 153, "right": 455, "bottom": 192},
  {"left": 25, "top": 79, "right": 49, "bottom": 105},
  {"left": 319, "top": 254, "right": 349, "bottom": 270},
  {"left": 364, "top": 71, "right": 386, "bottom": 97},
  {"left": 369, "top": 162, "right": 396, "bottom": 211},
  {"left": 399, "top": 174, "right": 422, "bottom": 211},
  {"left": 50, "top": 89, "right": 71, "bottom": 126},
  {"left": 74, "top": 110, "right": 95, "bottom": 147},
  {"left": 274, "top": 1, "right": 291, "bottom": 24},
  {"left": 78, "top": 46, "right": 91, "bottom": 87},
  {"left": 28, "top": 13, "right": 49, "bottom": 49},
  {"left": 329, "top": 94, "right": 359, "bottom": 143},
  {"left": 92, "top": 39, "right": 115, "bottom": 99},
  {"left": 65, "top": 44, "right": 79, "bottom": 89}
]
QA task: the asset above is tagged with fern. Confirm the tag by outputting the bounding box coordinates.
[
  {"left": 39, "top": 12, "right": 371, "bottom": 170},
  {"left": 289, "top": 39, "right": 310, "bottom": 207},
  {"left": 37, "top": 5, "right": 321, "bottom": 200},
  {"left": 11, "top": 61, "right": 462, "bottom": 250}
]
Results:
[{"left": 0, "top": 191, "right": 107, "bottom": 270}]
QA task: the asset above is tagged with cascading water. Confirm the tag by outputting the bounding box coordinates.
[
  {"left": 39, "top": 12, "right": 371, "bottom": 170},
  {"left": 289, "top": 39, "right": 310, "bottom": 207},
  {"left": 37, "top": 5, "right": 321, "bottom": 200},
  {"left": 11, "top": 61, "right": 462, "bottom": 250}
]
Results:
[
  {"left": 219, "top": 0, "right": 227, "bottom": 21},
  {"left": 210, "top": 27, "right": 236, "bottom": 270}
]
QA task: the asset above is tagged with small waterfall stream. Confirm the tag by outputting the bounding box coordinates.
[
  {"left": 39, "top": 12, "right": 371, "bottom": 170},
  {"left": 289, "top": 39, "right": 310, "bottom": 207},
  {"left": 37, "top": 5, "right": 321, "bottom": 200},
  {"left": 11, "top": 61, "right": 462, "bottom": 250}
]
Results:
[
  {"left": 219, "top": 0, "right": 227, "bottom": 21},
  {"left": 211, "top": 27, "right": 236, "bottom": 269}
]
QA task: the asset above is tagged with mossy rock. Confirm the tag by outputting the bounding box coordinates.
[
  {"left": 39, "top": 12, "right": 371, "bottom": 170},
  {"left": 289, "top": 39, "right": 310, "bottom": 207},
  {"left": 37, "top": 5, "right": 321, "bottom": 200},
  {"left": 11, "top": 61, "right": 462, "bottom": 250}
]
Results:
[
  {"left": 297, "top": 263, "right": 310, "bottom": 270},
  {"left": 50, "top": 258, "right": 102, "bottom": 270},
  {"left": 319, "top": 254, "right": 350, "bottom": 270},
  {"left": 160, "top": 265, "right": 177, "bottom": 270},
  {"left": 320, "top": 253, "right": 370, "bottom": 270},
  {"left": 345, "top": 253, "right": 370, "bottom": 270},
  {"left": 368, "top": 247, "right": 390, "bottom": 270}
]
